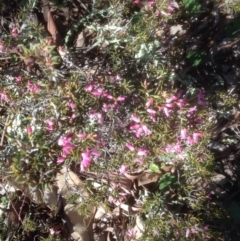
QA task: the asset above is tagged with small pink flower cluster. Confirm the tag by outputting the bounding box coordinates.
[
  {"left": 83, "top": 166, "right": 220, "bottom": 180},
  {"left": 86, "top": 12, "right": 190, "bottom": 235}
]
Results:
[
  {"left": 126, "top": 228, "right": 137, "bottom": 241},
  {"left": 0, "top": 92, "right": 11, "bottom": 103},
  {"left": 186, "top": 225, "right": 209, "bottom": 239},
  {"left": 145, "top": 98, "right": 157, "bottom": 122},
  {"left": 57, "top": 134, "right": 75, "bottom": 163},
  {"left": 84, "top": 82, "right": 125, "bottom": 122},
  {"left": 50, "top": 228, "right": 61, "bottom": 235},
  {"left": 27, "top": 126, "right": 33, "bottom": 135},
  {"left": 197, "top": 90, "right": 206, "bottom": 106},
  {"left": 15, "top": 76, "right": 22, "bottom": 84},
  {"left": 11, "top": 27, "right": 19, "bottom": 38},
  {"left": 130, "top": 114, "right": 151, "bottom": 138},
  {"left": 68, "top": 100, "right": 76, "bottom": 122},
  {"left": 108, "top": 195, "right": 125, "bottom": 205},
  {"left": 126, "top": 143, "right": 148, "bottom": 164},
  {"left": 165, "top": 129, "right": 203, "bottom": 160},
  {"left": 27, "top": 80, "right": 41, "bottom": 93},
  {"left": 160, "top": 90, "right": 187, "bottom": 117},
  {"left": 119, "top": 164, "right": 128, "bottom": 174},
  {"left": 80, "top": 148, "right": 100, "bottom": 171},
  {"left": 180, "top": 129, "right": 203, "bottom": 146},
  {"left": 45, "top": 119, "right": 54, "bottom": 131}
]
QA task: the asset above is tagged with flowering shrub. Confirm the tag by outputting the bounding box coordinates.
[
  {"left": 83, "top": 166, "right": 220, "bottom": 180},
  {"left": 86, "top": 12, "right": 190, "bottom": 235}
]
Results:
[{"left": 0, "top": 0, "right": 235, "bottom": 240}]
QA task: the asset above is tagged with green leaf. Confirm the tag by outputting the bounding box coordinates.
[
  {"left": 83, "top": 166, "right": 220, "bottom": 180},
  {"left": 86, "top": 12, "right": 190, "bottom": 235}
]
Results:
[
  {"left": 149, "top": 163, "right": 160, "bottom": 172},
  {"left": 159, "top": 173, "right": 177, "bottom": 190},
  {"left": 183, "top": 0, "right": 201, "bottom": 16},
  {"left": 186, "top": 50, "right": 206, "bottom": 67}
]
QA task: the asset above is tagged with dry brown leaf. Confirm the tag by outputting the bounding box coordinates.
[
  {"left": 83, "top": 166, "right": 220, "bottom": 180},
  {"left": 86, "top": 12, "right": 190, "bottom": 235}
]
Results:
[
  {"left": 112, "top": 206, "right": 120, "bottom": 216},
  {"left": 119, "top": 203, "right": 141, "bottom": 215},
  {"left": 108, "top": 173, "right": 133, "bottom": 190},
  {"left": 124, "top": 172, "right": 143, "bottom": 181},
  {"left": 65, "top": 204, "right": 95, "bottom": 241},
  {"left": 95, "top": 205, "right": 107, "bottom": 220},
  {"left": 104, "top": 227, "right": 114, "bottom": 232},
  {"left": 131, "top": 216, "right": 144, "bottom": 239},
  {"left": 47, "top": 12, "right": 59, "bottom": 43},
  {"left": 76, "top": 31, "right": 85, "bottom": 48},
  {"left": 56, "top": 166, "right": 88, "bottom": 197},
  {"left": 138, "top": 171, "right": 162, "bottom": 186},
  {"left": 160, "top": 165, "right": 173, "bottom": 172}
]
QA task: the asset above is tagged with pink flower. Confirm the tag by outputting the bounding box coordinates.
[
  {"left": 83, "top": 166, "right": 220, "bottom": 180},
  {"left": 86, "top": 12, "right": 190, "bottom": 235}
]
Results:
[
  {"left": 116, "top": 96, "right": 125, "bottom": 102},
  {"left": 188, "top": 106, "right": 197, "bottom": 112},
  {"left": 62, "top": 143, "right": 75, "bottom": 156},
  {"left": 146, "top": 108, "right": 156, "bottom": 122},
  {"left": 0, "top": 43, "right": 4, "bottom": 52},
  {"left": 134, "top": 0, "right": 140, "bottom": 4},
  {"left": 50, "top": 228, "right": 61, "bottom": 235},
  {"left": 15, "top": 76, "right": 22, "bottom": 84},
  {"left": 163, "top": 107, "right": 170, "bottom": 117},
  {"left": 58, "top": 135, "right": 75, "bottom": 159},
  {"left": 91, "top": 148, "right": 100, "bottom": 157},
  {"left": 126, "top": 229, "right": 137, "bottom": 239},
  {"left": 27, "top": 80, "right": 41, "bottom": 93},
  {"left": 146, "top": 98, "right": 154, "bottom": 107},
  {"left": 180, "top": 129, "right": 187, "bottom": 139},
  {"left": 11, "top": 27, "right": 19, "bottom": 38},
  {"left": 76, "top": 133, "right": 87, "bottom": 139},
  {"left": 0, "top": 92, "right": 10, "bottom": 102},
  {"left": 197, "top": 90, "right": 206, "bottom": 106},
  {"left": 131, "top": 114, "right": 141, "bottom": 123},
  {"left": 192, "top": 132, "right": 202, "bottom": 143},
  {"left": 104, "top": 93, "right": 114, "bottom": 99},
  {"left": 68, "top": 100, "right": 75, "bottom": 110},
  {"left": 81, "top": 149, "right": 91, "bottom": 171},
  {"left": 84, "top": 83, "right": 95, "bottom": 92},
  {"left": 161, "top": 10, "right": 171, "bottom": 16},
  {"left": 168, "top": 4, "right": 175, "bottom": 12},
  {"left": 126, "top": 143, "right": 135, "bottom": 151},
  {"left": 80, "top": 148, "right": 100, "bottom": 171},
  {"left": 146, "top": 108, "right": 156, "bottom": 115},
  {"left": 165, "top": 103, "right": 175, "bottom": 109},
  {"left": 186, "top": 228, "right": 190, "bottom": 238},
  {"left": 187, "top": 136, "right": 194, "bottom": 146},
  {"left": 176, "top": 99, "right": 187, "bottom": 108},
  {"left": 119, "top": 165, "right": 128, "bottom": 174},
  {"left": 166, "top": 95, "right": 177, "bottom": 103},
  {"left": 46, "top": 119, "right": 54, "bottom": 131},
  {"left": 27, "top": 126, "right": 33, "bottom": 135},
  {"left": 137, "top": 148, "right": 148, "bottom": 156},
  {"left": 58, "top": 135, "right": 72, "bottom": 146},
  {"left": 130, "top": 123, "right": 151, "bottom": 138},
  {"left": 92, "top": 87, "right": 104, "bottom": 96},
  {"left": 130, "top": 115, "right": 151, "bottom": 138},
  {"left": 57, "top": 156, "right": 65, "bottom": 163},
  {"left": 148, "top": 0, "right": 154, "bottom": 7}
]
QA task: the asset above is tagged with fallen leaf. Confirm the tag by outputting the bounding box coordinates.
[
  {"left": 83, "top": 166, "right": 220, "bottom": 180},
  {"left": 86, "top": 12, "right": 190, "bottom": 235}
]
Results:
[
  {"left": 138, "top": 171, "right": 162, "bottom": 186},
  {"left": 76, "top": 32, "right": 85, "bottom": 48},
  {"left": 47, "top": 11, "right": 59, "bottom": 43}
]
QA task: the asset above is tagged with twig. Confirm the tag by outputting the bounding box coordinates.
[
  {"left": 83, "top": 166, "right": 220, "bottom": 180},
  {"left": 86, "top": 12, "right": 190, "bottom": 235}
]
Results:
[{"left": 0, "top": 115, "right": 10, "bottom": 146}]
